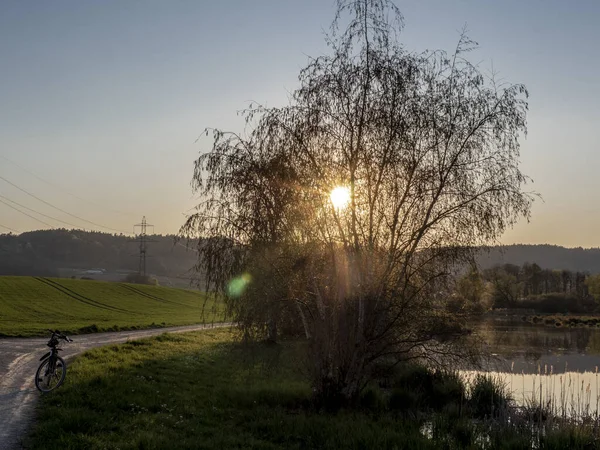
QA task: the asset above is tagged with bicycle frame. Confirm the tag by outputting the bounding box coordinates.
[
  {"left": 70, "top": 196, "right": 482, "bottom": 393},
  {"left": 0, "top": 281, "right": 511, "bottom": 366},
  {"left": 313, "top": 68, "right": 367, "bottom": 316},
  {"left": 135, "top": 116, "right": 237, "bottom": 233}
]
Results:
[
  {"left": 39, "top": 347, "right": 60, "bottom": 367},
  {"left": 40, "top": 332, "right": 66, "bottom": 370}
]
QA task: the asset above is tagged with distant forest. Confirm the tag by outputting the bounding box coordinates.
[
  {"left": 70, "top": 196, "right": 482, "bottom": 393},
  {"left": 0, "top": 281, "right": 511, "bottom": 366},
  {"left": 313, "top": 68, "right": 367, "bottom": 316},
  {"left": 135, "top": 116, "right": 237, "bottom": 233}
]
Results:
[
  {"left": 475, "top": 244, "right": 600, "bottom": 273},
  {"left": 0, "top": 229, "right": 197, "bottom": 278},
  {"left": 2, "top": 231, "right": 600, "bottom": 280}
]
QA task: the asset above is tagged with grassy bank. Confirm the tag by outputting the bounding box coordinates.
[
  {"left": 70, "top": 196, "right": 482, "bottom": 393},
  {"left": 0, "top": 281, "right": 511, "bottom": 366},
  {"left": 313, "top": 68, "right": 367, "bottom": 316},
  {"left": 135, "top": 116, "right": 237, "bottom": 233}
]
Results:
[
  {"left": 0, "top": 276, "right": 224, "bottom": 336},
  {"left": 523, "top": 314, "right": 600, "bottom": 328},
  {"left": 28, "top": 330, "right": 600, "bottom": 449},
  {"left": 29, "top": 330, "right": 435, "bottom": 449}
]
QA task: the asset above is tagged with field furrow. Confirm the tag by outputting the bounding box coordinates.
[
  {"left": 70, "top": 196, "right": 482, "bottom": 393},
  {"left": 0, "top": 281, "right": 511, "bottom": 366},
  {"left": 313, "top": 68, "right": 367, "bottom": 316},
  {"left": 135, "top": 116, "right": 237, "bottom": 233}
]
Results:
[{"left": 0, "top": 276, "right": 224, "bottom": 336}]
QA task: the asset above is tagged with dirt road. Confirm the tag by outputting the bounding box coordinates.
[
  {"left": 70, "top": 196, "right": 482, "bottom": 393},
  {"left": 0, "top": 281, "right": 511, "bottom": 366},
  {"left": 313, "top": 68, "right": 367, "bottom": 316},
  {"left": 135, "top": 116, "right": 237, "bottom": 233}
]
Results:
[{"left": 0, "top": 323, "right": 229, "bottom": 449}]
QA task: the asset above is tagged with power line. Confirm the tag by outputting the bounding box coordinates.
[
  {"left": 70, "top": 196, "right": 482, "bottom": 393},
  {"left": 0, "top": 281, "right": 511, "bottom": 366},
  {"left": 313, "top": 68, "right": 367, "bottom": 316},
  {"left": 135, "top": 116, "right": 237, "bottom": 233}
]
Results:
[
  {"left": 0, "top": 154, "right": 139, "bottom": 218},
  {"left": 0, "top": 193, "right": 85, "bottom": 229},
  {"left": 0, "top": 174, "right": 130, "bottom": 234},
  {"left": 0, "top": 223, "right": 20, "bottom": 233},
  {"left": 0, "top": 198, "right": 54, "bottom": 229}
]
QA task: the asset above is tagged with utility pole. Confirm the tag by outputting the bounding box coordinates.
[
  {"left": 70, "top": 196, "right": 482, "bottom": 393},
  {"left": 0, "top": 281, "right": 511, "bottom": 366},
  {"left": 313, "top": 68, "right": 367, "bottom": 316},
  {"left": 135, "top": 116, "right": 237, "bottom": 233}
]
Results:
[{"left": 132, "top": 216, "right": 154, "bottom": 277}]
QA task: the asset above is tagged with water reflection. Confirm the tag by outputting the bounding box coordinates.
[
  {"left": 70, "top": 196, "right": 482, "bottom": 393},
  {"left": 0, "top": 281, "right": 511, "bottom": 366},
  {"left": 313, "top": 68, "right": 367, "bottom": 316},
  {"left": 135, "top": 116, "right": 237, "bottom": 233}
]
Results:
[
  {"left": 458, "top": 319, "right": 600, "bottom": 418},
  {"left": 473, "top": 318, "right": 600, "bottom": 374},
  {"left": 461, "top": 370, "right": 600, "bottom": 418}
]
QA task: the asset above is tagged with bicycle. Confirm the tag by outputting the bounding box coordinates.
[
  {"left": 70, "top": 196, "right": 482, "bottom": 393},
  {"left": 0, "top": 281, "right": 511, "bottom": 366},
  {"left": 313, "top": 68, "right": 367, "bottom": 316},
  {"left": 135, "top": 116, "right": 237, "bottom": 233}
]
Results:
[{"left": 35, "top": 329, "right": 73, "bottom": 393}]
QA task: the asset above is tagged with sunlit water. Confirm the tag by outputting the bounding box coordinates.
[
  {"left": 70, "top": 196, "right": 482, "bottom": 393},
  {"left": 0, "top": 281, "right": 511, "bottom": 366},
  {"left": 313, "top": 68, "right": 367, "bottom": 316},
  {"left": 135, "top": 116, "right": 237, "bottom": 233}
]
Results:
[{"left": 466, "top": 317, "right": 600, "bottom": 416}]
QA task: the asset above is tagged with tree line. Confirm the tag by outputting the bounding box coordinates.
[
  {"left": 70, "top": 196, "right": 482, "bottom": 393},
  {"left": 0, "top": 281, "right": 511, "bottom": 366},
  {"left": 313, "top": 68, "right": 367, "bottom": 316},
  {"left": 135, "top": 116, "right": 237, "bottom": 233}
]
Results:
[
  {"left": 451, "top": 263, "right": 600, "bottom": 314},
  {"left": 0, "top": 229, "right": 197, "bottom": 278},
  {"left": 476, "top": 244, "right": 600, "bottom": 274}
]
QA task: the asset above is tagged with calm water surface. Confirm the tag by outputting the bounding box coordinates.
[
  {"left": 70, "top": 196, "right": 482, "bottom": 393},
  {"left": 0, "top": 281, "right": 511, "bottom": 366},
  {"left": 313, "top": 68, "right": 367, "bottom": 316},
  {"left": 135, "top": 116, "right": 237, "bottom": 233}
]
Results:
[
  {"left": 469, "top": 318, "right": 600, "bottom": 415},
  {"left": 474, "top": 318, "right": 600, "bottom": 374}
]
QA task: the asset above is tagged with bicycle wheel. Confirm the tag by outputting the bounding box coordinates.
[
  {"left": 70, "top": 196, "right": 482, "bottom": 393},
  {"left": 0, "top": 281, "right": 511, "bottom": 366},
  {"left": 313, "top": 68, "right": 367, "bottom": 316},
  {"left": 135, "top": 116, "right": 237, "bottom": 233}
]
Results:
[{"left": 35, "top": 356, "right": 66, "bottom": 393}]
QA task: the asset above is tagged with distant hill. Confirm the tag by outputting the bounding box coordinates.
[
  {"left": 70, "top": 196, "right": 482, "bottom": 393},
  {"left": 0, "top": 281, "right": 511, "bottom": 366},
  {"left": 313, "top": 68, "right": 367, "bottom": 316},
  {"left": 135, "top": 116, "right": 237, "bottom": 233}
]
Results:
[
  {"left": 0, "top": 229, "right": 198, "bottom": 284},
  {"left": 2, "top": 231, "right": 600, "bottom": 280},
  {"left": 476, "top": 245, "right": 600, "bottom": 273}
]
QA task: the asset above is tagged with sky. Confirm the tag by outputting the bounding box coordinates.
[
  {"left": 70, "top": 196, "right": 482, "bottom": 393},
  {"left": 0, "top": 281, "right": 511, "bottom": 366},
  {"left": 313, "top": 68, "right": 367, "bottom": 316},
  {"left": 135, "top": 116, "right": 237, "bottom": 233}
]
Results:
[{"left": 0, "top": 0, "right": 599, "bottom": 247}]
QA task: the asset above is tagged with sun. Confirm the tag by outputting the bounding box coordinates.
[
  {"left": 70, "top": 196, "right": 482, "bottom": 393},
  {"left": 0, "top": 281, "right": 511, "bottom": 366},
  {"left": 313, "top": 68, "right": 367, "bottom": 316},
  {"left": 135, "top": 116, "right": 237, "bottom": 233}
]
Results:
[{"left": 330, "top": 186, "right": 350, "bottom": 210}]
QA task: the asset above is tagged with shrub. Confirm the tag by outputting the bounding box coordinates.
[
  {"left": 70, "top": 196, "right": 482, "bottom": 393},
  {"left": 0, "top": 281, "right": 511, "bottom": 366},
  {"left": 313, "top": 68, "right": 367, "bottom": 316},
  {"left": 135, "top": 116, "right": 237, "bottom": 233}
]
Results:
[
  {"left": 390, "top": 364, "right": 466, "bottom": 412},
  {"left": 389, "top": 388, "right": 420, "bottom": 413},
  {"left": 123, "top": 273, "right": 158, "bottom": 285},
  {"left": 469, "top": 374, "right": 512, "bottom": 419},
  {"left": 359, "top": 386, "right": 387, "bottom": 413},
  {"left": 430, "top": 371, "right": 465, "bottom": 410},
  {"left": 370, "top": 359, "right": 398, "bottom": 389}
]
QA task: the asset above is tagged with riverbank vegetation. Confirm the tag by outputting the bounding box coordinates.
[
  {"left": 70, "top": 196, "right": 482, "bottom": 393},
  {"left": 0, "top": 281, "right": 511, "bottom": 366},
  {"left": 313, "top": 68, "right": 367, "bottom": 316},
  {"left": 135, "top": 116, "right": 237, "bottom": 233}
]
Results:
[
  {"left": 29, "top": 330, "right": 600, "bottom": 449},
  {"left": 449, "top": 263, "right": 600, "bottom": 317},
  {"left": 523, "top": 314, "right": 600, "bottom": 328}
]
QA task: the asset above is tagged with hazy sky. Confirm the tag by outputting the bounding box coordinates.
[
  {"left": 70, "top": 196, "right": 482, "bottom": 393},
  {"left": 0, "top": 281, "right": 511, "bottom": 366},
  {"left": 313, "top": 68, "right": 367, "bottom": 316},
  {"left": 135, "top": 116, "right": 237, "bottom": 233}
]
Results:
[{"left": 1, "top": 1, "right": 599, "bottom": 247}]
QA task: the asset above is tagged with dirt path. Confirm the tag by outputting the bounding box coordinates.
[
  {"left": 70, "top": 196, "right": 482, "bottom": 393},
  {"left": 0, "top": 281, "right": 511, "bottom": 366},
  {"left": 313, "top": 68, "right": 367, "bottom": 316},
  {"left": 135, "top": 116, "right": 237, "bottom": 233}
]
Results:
[{"left": 0, "top": 323, "right": 230, "bottom": 449}]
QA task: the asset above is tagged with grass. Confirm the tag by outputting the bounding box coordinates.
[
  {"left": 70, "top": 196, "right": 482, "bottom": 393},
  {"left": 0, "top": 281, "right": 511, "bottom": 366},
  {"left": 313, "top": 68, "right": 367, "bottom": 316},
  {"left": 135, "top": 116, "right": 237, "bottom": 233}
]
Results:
[
  {"left": 0, "top": 276, "right": 224, "bottom": 336},
  {"left": 27, "top": 330, "right": 435, "bottom": 450},
  {"left": 23, "top": 330, "right": 600, "bottom": 450},
  {"left": 28, "top": 328, "right": 600, "bottom": 449}
]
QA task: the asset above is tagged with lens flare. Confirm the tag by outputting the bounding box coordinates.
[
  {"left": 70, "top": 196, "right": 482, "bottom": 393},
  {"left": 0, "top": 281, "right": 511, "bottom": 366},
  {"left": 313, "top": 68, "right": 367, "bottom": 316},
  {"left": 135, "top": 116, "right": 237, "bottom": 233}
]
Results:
[{"left": 227, "top": 273, "right": 252, "bottom": 297}]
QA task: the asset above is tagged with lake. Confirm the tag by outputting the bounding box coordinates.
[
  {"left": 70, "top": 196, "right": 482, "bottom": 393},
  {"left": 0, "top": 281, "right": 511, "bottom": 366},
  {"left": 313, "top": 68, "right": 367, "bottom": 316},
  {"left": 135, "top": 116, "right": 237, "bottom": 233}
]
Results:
[
  {"left": 469, "top": 318, "right": 600, "bottom": 417},
  {"left": 474, "top": 317, "right": 600, "bottom": 374}
]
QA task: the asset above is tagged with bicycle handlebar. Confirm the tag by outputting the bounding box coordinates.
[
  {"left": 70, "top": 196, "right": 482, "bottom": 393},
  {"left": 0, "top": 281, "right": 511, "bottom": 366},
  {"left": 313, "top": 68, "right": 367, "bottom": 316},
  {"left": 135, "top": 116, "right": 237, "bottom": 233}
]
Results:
[{"left": 47, "top": 329, "right": 73, "bottom": 342}]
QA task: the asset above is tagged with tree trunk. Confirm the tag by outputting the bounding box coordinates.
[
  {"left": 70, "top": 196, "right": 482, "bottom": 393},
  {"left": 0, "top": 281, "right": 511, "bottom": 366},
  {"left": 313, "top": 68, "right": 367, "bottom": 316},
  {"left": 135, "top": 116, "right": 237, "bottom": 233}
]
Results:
[
  {"left": 296, "top": 301, "right": 312, "bottom": 339},
  {"left": 267, "top": 317, "right": 277, "bottom": 344}
]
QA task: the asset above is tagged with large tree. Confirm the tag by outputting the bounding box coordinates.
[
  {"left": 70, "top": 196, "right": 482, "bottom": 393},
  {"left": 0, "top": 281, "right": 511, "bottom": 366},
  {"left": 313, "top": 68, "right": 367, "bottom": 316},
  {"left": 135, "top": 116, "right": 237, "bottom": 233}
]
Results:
[{"left": 181, "top": 0, "right": 533, "bottom": 404}]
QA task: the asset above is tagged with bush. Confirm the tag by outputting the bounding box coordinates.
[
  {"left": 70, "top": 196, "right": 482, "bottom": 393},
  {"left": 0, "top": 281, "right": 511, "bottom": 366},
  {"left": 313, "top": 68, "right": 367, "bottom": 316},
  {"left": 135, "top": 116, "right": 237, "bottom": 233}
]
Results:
[
  {"left": 123, "top": 273, "right": 158, "bottom": 285},
  {"left": 370, "top": 359, "right": 398, "bottom": 389},
  {"left": 469, "top": 374, "right": 512, "bottom": 419},
  {"left": 391, "top": 364, "right": 436, "bottom": 410},
  {"left": 358, "top": 386, "right": 387, "bottom": 413},
  {"left": 430, "top": 371, "right": 465, "bottom": 410},
  {"left": 78, "top": 324, "right": 99, "bottom": 334},
  {"left": 389, "top": 364, "right": 465, "bottom": 412}
]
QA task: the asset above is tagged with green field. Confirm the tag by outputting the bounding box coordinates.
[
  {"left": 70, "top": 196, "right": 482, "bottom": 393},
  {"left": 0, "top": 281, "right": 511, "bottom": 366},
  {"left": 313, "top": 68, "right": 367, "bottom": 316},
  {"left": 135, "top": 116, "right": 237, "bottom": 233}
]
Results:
[{"left": 0, "top": 276, "right": 224, "bottom": 336}]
